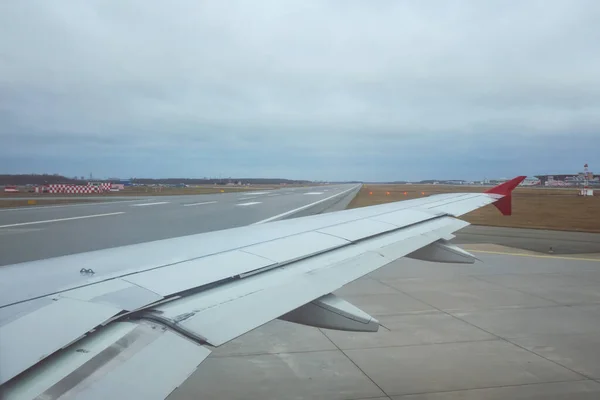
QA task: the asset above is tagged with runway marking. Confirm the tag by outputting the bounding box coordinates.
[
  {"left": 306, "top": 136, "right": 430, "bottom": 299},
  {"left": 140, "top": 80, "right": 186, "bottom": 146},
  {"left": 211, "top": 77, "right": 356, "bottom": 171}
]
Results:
[
  {"left": 131, "top": 202, "right": 170, "bottom": 207},
  {"left": 465, "top": 249, "right": 600, "bottom": 263},
  {"left": 237, "top": 202, "right": 262, "bottom": 206},
  {"left": 254, "top": 185, "right": 360, "bottom": 224},
  {"left": 0, "top": 212, "right": 126, "bottom": 228},
  {"left": 267, "top": 194, "right": 280, "bottom": 197},
  {"left": 183, "top": 201, "right": 217, "bottom": 207},
  {"left": 245, "top": 192, "right": 269, "bottom": 195},
  {"left": 304, "top": 192, "right": 324, "bottom": 195},
  {"left": 239, "top": 196, "right": 258, "bottom": 200},
  {"left": 0, "top": 199, "right": 140, "bottom": 212}
]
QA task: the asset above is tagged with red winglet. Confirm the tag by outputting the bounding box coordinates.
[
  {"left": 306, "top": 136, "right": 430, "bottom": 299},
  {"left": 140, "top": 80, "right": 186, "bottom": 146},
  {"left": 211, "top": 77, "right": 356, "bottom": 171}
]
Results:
[{"left": 484, "top": 176, "right": 527, "bottom": 216}]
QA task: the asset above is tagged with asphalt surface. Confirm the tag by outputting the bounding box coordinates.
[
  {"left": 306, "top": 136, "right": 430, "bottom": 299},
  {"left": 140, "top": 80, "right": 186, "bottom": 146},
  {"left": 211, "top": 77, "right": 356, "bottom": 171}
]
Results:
[{"left": 0, "top": 184, "right": 359, "bottom": 266}]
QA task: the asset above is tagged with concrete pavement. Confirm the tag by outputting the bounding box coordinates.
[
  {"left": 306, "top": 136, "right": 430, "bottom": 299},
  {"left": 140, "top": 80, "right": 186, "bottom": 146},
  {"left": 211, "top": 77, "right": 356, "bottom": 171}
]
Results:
[
  {"left": 0, "top": 184, "right": 359, "bottom": 265},
  {"left": 455, "top": 225, "right": 600, "bottom": 255},
  {"left": 169, "top": 246, "right": 600, "bottom": 400}
]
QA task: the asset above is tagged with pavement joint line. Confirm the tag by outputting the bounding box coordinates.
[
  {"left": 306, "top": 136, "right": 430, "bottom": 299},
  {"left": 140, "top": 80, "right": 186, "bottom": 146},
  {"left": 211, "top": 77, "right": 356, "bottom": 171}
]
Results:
[
  {"left": 130, "top": 202, "right": 170, "bottom": 207},
  {"left": 446, "top": 303, "right": 569, "bottom": 313},
  {"left": 253, "top": 184, "right": 360, "bottom": 224},
  {"left": 319, "top": 335, "right": 501, "bottom": 352},
  {"left": 183, "top": 201, "right": 217, "bottom": 207},
  {"left": 469, "top": 274, "right": 565, "bottom": 307},
  {"left": 0, "top": 212, "right": 126, "bottom": 228},
  {"left": 390, "top": 378, "right": 593, "bottom": 398},
  {"left": 318, "top": 328, "right": 390, "bottom": 399},
  {"left": 464, "top": 249, "right": 600, "bottom": 262},
  {"left": 373, "top": 279, "right": 596, "bottom": 382}
]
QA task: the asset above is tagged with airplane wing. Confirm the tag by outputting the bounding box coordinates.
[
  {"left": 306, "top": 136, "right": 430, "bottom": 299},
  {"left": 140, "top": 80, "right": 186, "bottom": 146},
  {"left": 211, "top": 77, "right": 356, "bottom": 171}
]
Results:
[{"left": 0, "top": 177, "right": 525, "bottom": 399}]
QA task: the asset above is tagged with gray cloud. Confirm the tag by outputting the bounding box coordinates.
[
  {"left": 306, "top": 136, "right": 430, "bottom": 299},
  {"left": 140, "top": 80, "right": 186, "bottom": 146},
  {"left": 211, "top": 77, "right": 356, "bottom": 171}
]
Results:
[{"left": 1, "top": 0, "right": 599, "bottom": 180}]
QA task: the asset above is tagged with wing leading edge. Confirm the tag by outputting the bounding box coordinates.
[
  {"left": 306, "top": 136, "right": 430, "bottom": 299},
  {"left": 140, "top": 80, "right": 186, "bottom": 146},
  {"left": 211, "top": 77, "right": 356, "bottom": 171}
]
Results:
[{"left": 0, "top": 179, "right": 524, "bottom": 399}]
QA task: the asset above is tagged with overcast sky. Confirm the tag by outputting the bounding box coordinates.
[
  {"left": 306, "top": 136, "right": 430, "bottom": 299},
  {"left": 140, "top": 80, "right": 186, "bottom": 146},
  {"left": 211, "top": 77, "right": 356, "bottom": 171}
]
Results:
[{"left": 1, "top": 1, "right": 599, "bottom": 181}]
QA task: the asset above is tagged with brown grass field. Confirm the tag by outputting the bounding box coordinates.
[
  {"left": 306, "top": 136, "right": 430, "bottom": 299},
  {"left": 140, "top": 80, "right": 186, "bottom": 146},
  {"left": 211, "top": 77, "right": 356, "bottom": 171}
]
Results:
[
  {"left": 0, "top": 199, "right": 97, "bottom": 208},
  {"left": 96, "top": 185, "right": 280, "bottom": 196},
  {"left": 347, "top": 185, "right": 600, "bottom": 233},
  {"left": 0, "top": 185, "right": 288, "bottom": 198}
]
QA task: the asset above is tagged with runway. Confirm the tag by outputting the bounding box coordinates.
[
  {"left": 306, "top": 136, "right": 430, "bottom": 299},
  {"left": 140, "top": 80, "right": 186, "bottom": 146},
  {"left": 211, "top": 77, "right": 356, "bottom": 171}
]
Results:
[{"left": 0, "top": 184, "right": 360, "bottom": 266}]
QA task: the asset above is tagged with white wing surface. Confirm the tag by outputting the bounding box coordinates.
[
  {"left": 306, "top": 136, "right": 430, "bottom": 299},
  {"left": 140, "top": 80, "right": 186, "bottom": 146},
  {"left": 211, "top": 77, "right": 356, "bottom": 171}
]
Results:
[{"left": 0, "top": 177, "right": 525, "bottom": 399}]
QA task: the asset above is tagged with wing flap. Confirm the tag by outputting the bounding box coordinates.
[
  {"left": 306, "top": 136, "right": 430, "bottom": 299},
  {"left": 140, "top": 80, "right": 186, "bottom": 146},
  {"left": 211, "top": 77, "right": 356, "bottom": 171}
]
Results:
[
  {"left": 316, "top": 219, "right": 398, "bottom": 242},
  {"left": 60, "top": 279, "right": 163, "bottom": 311},
  {"left": 0, "top": 298, "right": 121, "bottom": 385},
  {"left": 369, "top": 208, "right": 441, "bottom": 227},
  {"left": 1, "top": 321, "right": 209, "bottom": 400},
  {"left": 240, "top": 231, "right": 349, "bottom": 263},
  {"left": 124, "top": 250, "right": 276, "bottom": 296},
  {"left": 146, "top": 216, "right": 466, "bottom": 346},
  {"left": 151, "top": 251, "right": 389, "bottom": 346}
]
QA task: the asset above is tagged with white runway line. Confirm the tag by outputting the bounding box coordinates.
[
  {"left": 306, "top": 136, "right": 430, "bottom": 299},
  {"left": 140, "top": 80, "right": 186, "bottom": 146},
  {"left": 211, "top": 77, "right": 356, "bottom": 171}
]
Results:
[
  {"left": 239, "top": 196, "right": 258, "bottom": 200},
  {"left": 0, "top": 212, "right": 126, "bottom": 228},
  {"left": 183, "top": 201, "right": 217, "bottom": 207},
  {"left": 0, "top": 199, "right": 140, "bottom": 212},
  {"left": 253, "top": 185, "right": 360, "bottom": 224},
  {"left": 237, "top": 202, "right": 262, "bottom": 206},
  {"left": 267, "top": 194, "right": 280, "bottom": 197},
  {"left": 304, "top": 192, "right": 324, "bottom": 195},
  {"left": 131, "top": 202, "right": 170, "bottom": 207},
  {"left": 245, "top": 192, "right": 269, "bottom": 195}
]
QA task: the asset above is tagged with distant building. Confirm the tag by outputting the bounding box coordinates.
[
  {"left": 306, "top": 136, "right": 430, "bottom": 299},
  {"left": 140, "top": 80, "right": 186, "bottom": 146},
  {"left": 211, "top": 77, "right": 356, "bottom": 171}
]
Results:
[
  {"left": 519, "top": 177, "right": 541, "bottom": 186},
  {"left": 535, "top": 173, "right": 599, "bottom": 187}
]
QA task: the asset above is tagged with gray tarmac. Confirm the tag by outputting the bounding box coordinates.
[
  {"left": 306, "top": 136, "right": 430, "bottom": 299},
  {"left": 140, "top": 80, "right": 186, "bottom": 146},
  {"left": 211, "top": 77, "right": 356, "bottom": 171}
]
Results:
[
  {"left": 169, "top": 247, "right": 600, "bottom": 400},
  {"left": 454, "top": 225, "right": 600, "bottom": 255}
]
